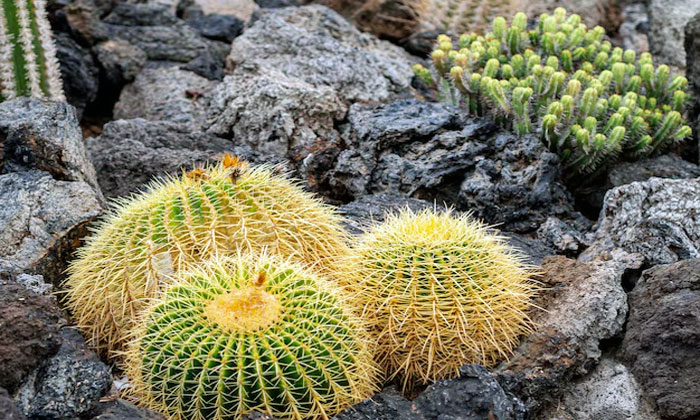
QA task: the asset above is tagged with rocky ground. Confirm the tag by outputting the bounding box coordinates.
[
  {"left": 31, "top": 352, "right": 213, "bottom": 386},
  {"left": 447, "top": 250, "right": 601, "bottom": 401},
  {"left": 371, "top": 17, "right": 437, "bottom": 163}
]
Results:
[{"left": 1, "top": 0, "right": 700, "bottom": 419}]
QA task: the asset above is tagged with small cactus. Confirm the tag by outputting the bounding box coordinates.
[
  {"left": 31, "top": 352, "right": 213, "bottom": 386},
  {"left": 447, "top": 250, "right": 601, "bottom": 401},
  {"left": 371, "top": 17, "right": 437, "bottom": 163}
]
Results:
[
  {"left": 344, "top": 209, "right": 537, "bottom": 390},
  {"left": 125, "top": 253, "right": 378, "bottom": 420},
  {"left": 65, "top": 156, "right": 352, "bottom": 358},
  {"left": 0, "top": 0, "right": 64, "bottom": 101},
  {"left": 414, "top": 8, "right": 692, "bottom": 175}
]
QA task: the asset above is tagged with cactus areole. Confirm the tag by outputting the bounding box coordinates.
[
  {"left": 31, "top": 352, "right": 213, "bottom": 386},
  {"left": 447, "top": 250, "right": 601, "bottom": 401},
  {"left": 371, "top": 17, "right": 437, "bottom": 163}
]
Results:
[{"left": 126, "top": 254, "right": 378, "bottom": 420}]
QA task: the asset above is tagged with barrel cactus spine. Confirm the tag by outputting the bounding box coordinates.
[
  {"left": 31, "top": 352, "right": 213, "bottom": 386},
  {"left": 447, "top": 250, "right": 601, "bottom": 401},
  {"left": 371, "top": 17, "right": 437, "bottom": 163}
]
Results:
[
  {"left": 124, "top": 253, "right": 379, "bottom": 420},
  {"left": 344, "top": 208, "right": 537, "bottom": 390},
  {"left": 0, "top": 0, "right": 64, "bottom": 101},
  {"left": 65, "top": 156, "right": 352, "bottom": 358},
  {"left": 413, "top": 8, "right": 692, "bottom": 175}
]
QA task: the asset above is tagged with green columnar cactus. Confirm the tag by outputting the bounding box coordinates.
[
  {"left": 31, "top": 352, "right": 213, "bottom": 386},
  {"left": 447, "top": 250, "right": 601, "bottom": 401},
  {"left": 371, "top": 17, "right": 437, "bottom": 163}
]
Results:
[
  {"left": 65, "top": 156, "right": 352, "bottom": 358},
  {"left": 414, "top": 8, "right": 692, "bottom": 175},
  {"left": 125, "top": 254, "right": 379, "bottom": 420},
  {"left": 342, "top": 209, "right": 537, "bottom": 390},
  {"left": 0, "top": 0, "right": 64, "bottom": 101}
]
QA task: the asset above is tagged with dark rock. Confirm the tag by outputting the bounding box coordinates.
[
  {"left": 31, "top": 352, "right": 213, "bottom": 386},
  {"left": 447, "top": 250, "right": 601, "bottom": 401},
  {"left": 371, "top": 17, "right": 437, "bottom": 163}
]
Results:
[
  {"left": 61, "top": 0, "right": 110, "bottom": 45},
  {"left": 205, "top": 5, "right": 413, "bottom": 160},
  {"left": 16, "top": 328, "right": 112, "bottom": 419},
  {"left": 55, "top": 33, "right": 99, "bottom": 117},
  {"left": 103, "top": 3, "right": 228, "bottom": 64},
  {"left": 500, "top": 233, "right": 556, "bottom": 266},
  {"left": 333, "top": 387, "right": 421, "bottom": 420},
  {"left": 86, "top": 119, "right": 277, "bottom": 198},
  {"left": 92, "top": 399, "right": 166, "bottom": 420},
  {"left": 685, "top": 12, "right": 700, "bottom": 163},
  {"left": 0, "top": 98, "right": 101, "bottom": 193},
  {"left": 255, "top": 0, "right": 299, "bottom": 7},
  {"left": 181, "top": 51, "right": 225, "bottom": 80},
  {"left": 582, "top": 177, "right": 700, "bottom": 266},
  {"left": 186, "top": 13, "right": 244, "bottom": 43},
  {"left": 93, "top": 39, "right": 147, "bottom": 88},
  {"left": 415, "top": 365, "right": 526, "bottom": 420},
  {"left": 329, "top": 99, "right": 581, "bottom": 233},
  {"left": 0, "top": 387, "right": 27, "bottom": 420},
  {"left": 536, "top": 217, "right": 586, "bottom": 255},
  {"left": 242, "top": 413, "right": 277, "bottom": 420},
  {"left": 0, "top": 276, "right": 63, "bottom": 394},
  {"left": 621, "top": 259, "right": 700, "bottom": 419},
  {"left": 498, "top": 257, "right": 626, "bottom": 414},
  {"left": 401, "top": 30, "right": 441, "bottom": 57},
  {"left": 0, "top": 170, "right": 102, "bottom": 282}
]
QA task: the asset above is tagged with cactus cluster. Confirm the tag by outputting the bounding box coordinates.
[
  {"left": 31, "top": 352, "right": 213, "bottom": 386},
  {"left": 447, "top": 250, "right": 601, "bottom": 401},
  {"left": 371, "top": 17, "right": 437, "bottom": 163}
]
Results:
[
  {"left": 343, "top": 209, "right": 537, "bottom": 390},
  {"left": 65, "top": 156, "right": 351, "bottom": 358},
  {"left": 413, "top": 8, "right": 692, "bottom": 174},
  {"left": 125, "top": 254, "right": 378, "bottom": 420},
  {"left": 0, "top": 0, "right": 64, "bottom": 101}
]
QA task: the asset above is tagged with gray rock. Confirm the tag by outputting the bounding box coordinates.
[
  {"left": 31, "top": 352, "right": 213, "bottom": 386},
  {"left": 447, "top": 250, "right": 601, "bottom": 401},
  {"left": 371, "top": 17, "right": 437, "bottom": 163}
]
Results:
[
  {"left": 205, "top": 5, "right": 413, "bottom": 161},
  {"left": 92, "top": 399, "right": 166, "bottom": 420},
  {"left": 333, "top": 387, "right": 421, "bottom": 420},
  {"left": 541, "top": 358, "right": 660, "bottom": 420},
  {"left": 60, "top": 0, "right": 111, "bottom": 46},
  {"left": 587, "top": 177, "right": 700, "bottom": 266},
  {"left": 0, "top": 171, "right": 102, "bottom": 281},
  {"left": 621, "top": 259, "right": 700, "bottom": 420},
  {"left": 103, "top": 3, "right": 227, "bottom": 64},
  {"left": 114, "top": 67, "right": 214, "bottom": 128},
  {"left": 619, "top": 3, "right": 649, "bottom": 54},
  {"left": 0, "top": 275, "right": 63, "bottom": 393},
  {"left": 86, "top": 119, "right": 277, "bottom": 198},
  {"left": 0, "top": 98, "right": 101, "bottom": 195},
  {"left": 55, "top": 33, "right": 99, "bottom": 117},
  {"left": 685, "top": 12, "right": 700, "bottom": 163},
  {"left": 94, "top": 40, "right": 148, "bottom": 88},
  {"left": 330, "top": 99, "right": 580, "bottom": 233},
  {"left": 13, "top": 273, "right": 53, "bottom": 295},
  {"left": 17, "top": 328, "right": 112, "bottom": 420},
  {"left": 0, "top": 387, "right": 27, "bottom": 420},
  {"left": 608, "top": 154, "right": 700, "bottom": 187},
  {"left": 414, "top": 365, "right": 526, "bottom": 420},
  {"left": 537, "top": 217, "right": 586, "bottom": 255},
  {"left": 498, "top": 256, "right": 627, "bottom": 413},
  {"left": 648, "top": 0, "right": 700, "bottom": 68}
]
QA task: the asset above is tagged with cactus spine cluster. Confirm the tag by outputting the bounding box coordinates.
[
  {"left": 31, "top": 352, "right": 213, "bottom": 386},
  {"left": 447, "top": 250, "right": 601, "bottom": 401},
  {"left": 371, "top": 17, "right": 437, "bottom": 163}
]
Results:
[
  {"left": 65, "top": 156, "right": 352, "bottom": 358},
  {"left": 0, "top": 0, "right": 64, "bottom": 101},
  {"left": 125, "top": 254, "right": 378, "bottom": 420},
  {"left": 413, "top": 8, "right": 692, "bottom": 175},
  {"left": 344, "top": 209, "right": 536, "bottom": 390}
]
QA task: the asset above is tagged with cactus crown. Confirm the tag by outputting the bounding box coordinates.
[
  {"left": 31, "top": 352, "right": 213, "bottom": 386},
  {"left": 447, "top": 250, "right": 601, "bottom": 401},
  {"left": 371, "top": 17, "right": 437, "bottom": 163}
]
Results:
[
  {"left": 65, "top": 156, "right": 352, "bottom": 358},
  {"left": 344, "top": 208, "right": 537, "bottom": 390},
  {"left": 414, "top": 8, "right": 692, "bottom": 175},
  {"left": 125, "top": 254, "right": 378, "bottom": 420},
  {"left": 0, "top": 0, "right": 64, "bottom": 101}
]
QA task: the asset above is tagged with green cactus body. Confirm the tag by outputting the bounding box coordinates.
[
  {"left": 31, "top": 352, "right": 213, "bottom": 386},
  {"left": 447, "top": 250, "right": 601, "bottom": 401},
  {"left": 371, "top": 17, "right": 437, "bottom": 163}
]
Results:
[
  {"left": 65, "top": 157, "right": 352, "bottom": 358},
  {"left": 343, "top": 209, "right": 537, "bottom": 391},
  {"left": 414, "top": 8, "right": 692, "bottom": 175},
  {"left": 0, "top": 0, "right": 63, "bottom": 101},
  {"left": 126, "top": 254, "right": 378, "bottom": 420}
]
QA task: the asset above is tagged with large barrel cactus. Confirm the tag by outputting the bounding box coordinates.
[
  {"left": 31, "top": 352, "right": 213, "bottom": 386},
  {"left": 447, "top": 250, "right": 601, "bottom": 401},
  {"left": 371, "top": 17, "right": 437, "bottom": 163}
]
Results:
[
  {"left": 65, "top": 156, "right": 352, "bottom": 358},
  {"left": 345, "top": 209, "right": 537, "bottom": 390},
  {"left": 125, "top": 254, "right": 378, "bottom": 420},
  {"left": 0, "top": 0, "right": 64, "bottom": 100},
  {"left": 414, "top": 8, "right": 692, "bottom": 175}
]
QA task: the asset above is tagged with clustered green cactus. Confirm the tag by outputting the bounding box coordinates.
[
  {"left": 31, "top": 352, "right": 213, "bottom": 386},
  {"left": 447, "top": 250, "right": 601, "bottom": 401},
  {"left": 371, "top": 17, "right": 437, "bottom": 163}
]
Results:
[
  {"left": 126, "top": 254, "right": 378, "bottom": 420},
  {"left": 0, "top": 0, "right": 64, "bottom": 101},
  {"left": 413, "top": 8, "right": 692, "bottom": 174}
]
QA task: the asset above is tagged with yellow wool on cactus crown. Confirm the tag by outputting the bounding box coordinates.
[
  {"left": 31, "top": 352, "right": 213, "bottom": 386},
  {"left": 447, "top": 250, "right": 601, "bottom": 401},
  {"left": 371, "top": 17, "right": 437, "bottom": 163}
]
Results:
[
  {"left": 64, "top": 157, "right": 352, "bottom": 359},
  {"left": 345, "top": 208, "right": 538, "bottom": 391},
  {"left": 122, "top": 252, "right": 379, "bottom": 420}
]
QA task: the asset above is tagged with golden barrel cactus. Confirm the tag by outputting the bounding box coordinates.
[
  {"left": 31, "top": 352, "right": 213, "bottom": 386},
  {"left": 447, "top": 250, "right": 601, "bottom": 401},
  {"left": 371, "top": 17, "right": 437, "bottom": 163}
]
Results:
[
  {"left": 65, "top": 156, "right": 351, "bottom": 358},
  {"left": 346, "top": 209, "right": 537, "bottom": 390},
  {"left": 125, "top": 253, "right": 378, "bottom": 420}
]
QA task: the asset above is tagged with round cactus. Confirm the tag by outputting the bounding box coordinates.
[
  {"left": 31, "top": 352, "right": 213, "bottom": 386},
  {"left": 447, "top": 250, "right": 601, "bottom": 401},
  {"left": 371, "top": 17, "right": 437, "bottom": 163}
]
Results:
[
  {"left": 345, "top": 209, "right": 537, "bottom": 390},
  {"left": 125, "top": 253, "right": 378, "bottom": 420},
  {"left": 65, "top": 156, "right": 352, "bottom": 358}
]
